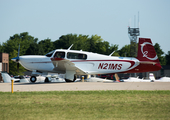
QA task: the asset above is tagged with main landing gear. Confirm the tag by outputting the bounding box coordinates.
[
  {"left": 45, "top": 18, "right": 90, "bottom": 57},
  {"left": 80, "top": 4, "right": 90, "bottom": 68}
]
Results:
[
  {"left": 29, "top": 75, "right": 76, "bottom": 83},
  {"left": 30, "top": 76, "right": 37, "bottom": 83},
  {"left": 65, "top": 75, "right": 76, "bottom": 82}
]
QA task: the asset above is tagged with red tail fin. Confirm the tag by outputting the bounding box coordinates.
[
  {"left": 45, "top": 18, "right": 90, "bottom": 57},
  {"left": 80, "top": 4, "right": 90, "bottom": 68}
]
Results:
[{"left": 137, "top": 38, "right": 160, "bottom": 63}]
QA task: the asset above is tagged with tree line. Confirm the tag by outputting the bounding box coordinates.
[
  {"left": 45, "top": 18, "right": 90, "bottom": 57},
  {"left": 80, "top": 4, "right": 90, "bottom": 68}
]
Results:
[{"left": 0, "top": 32, "right": 169, "bottom": 75}]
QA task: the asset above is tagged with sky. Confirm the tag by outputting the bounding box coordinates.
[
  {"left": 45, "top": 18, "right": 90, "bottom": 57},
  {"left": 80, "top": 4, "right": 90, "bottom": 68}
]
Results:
[{"left": 0, "top": 0, "right": 170, "bottom": 54}]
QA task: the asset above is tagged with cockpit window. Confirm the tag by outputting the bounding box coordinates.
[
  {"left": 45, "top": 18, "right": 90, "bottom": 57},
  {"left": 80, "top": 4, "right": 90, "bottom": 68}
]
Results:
[
  {"left": 45, "top": 50, "right": 55, "bottom": 57},
  {"left": 67, "top": 52, "right": 87, "bottom": 60},
  {"left": 54, "top": 52, "right": 65, "bottom": 58}
]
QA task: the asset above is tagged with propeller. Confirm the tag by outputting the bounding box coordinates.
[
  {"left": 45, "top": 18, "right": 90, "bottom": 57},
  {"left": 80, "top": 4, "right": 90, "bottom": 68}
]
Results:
[
  {"left": 17, "top": 44, "right": 20, "bottom": 73},
  {"left": 11, "top": 44, "right": 20, "bottom": 73},
  {"left": 17, "top": 61, "right": 19, "bottom": 73}
]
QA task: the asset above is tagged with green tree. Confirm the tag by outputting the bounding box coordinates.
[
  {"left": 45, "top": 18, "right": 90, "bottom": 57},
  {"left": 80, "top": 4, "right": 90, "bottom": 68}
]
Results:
[
  {"left": 2, "top": 32, "right": 36, "bottom": 75},
  {"left": 154, "top": 43, "right": 166, "bottom": 65},
  {"left": 54, "top": 34, "right": 77, "bottom": 49},
  {"left": 118, "top": 44, "right": 131, "bottom": 57},
  {"left": 53, "top": 34, "right": 118, "bottom": 56},
  {"left": 38, "top": 38, "right": 54, "bottom": 54},
  {"left": 73, "top": 34, "right": 89, "bottom": 50},
  {"left": 25, "top": 38, "right": 44, "bottom": 55},
  {"left": 0, "top": 44, "right": 4, "bottom": 53},
  {"left": 85, "top": 35, "right": 103, "bottom": 53},
  {"left": 3, "top": 32, "right": 35, "bottom": 54},
  {"left": 9, "top": 50, "right": 25, "bottom": 75},
  {"left": 165, "top": 51, "right": 170, "bottom": 65},
  {"left": 130, "top": 41, "right": 137, "bottom": 57}
]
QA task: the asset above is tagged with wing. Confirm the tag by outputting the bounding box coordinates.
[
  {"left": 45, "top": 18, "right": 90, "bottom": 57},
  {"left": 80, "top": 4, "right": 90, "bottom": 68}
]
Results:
[{"left": 51, "top": 58, "right": 87, "bottom": 75}]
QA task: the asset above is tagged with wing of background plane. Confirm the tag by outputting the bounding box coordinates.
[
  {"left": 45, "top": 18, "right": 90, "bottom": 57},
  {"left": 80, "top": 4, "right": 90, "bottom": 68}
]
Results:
[{"left": 51, "top": 58, "right": 87, "bottom": 75}]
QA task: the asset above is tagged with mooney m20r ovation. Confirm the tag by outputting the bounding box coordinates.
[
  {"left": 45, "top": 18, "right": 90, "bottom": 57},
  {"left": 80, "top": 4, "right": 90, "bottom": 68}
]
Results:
[{"left": 12, "top": 38, "right": 161, "bottom": 82}]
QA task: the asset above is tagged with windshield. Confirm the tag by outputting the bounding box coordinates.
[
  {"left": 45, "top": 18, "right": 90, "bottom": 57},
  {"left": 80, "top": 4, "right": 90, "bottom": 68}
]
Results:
[{"left": 45, "top": 50, "right": 55, "bottom": 57}]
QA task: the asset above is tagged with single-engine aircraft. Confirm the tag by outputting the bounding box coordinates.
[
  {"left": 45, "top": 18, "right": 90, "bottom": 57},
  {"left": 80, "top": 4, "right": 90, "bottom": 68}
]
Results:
[{"left": 11, "top": 38, "right": 161, "bottom": 82}]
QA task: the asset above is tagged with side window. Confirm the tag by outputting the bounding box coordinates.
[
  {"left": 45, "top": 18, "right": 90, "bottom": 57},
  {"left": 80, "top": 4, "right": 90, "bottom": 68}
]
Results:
[
  {"left": 54, "top": 52, "right": 65, "bottom": 58},
  {"left": 67, "top": 52, "right": 87, "bottom": 60}
]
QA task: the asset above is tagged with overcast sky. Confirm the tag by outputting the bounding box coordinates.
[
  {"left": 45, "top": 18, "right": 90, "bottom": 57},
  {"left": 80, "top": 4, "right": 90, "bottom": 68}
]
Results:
[{"left": 1, "top": 0, "right": 170, "bottom": 54}]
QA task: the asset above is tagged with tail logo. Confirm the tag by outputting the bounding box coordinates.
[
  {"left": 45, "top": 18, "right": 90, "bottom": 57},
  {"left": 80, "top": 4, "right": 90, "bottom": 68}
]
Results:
[{"left": 141, "top": 42, "right": 158, "bottom": 61}]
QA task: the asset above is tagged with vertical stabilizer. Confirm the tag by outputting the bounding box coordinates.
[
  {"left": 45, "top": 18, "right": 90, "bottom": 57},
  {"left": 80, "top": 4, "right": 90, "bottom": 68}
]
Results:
[{"left": 137, "top": 38, "right": 160, "bottom": 63}]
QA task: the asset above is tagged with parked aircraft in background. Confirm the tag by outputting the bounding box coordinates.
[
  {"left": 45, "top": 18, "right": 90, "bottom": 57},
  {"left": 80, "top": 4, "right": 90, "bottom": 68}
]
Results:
[{"left": 12, "top": 38, "right": 161, "bottom": 82}]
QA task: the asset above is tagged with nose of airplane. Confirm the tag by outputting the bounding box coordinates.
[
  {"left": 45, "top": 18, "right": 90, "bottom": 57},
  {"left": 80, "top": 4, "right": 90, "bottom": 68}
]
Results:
[{"left": 11, "top": 56, "right": 19, "bottom": 62}]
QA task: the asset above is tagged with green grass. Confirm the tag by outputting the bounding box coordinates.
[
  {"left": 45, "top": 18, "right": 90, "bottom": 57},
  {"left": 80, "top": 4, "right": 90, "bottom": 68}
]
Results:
[{"left": 0, "top": 91, "right": 170, "bottom": 120}]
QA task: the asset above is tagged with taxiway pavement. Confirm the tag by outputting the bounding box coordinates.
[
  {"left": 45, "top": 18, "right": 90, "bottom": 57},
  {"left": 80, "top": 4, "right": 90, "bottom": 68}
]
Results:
[{"left": 0, "top": 82, "right": 170, "bottom": 92}]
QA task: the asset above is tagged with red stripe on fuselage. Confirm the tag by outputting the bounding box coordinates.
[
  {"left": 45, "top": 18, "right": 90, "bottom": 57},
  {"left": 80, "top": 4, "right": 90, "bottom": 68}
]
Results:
[{"left": 30, "top": 61, "right": 52, "bottom": 63}]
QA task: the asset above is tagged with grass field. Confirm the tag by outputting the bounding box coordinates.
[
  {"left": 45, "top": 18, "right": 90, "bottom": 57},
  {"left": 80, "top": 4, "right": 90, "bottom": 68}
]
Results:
[{"left": 0, "top": 91, "right": 170, "bottom": 120}]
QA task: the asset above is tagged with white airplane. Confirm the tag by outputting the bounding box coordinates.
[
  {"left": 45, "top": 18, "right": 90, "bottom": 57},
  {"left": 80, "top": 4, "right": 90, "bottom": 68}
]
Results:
[{"left": 11, "top": 38, "right": 161, "bottom": 82}]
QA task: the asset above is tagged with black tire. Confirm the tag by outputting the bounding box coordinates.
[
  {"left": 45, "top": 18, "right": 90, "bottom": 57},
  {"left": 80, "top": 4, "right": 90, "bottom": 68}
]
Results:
[
  {"left": 44, "top": 77, "right": 50, "bottom": 83},
  {"left": 65, "top": 75, "right": 76, "bottom": 82},
  {"left": 30, "top": 76, "right": 37, "bottom": 83}
]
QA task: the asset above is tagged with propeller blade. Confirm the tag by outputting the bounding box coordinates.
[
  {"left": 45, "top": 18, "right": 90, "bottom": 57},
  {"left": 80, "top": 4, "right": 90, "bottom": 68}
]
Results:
[
  {"left": 18, "top": 44, "right": 20, "bottom": 57},
  {"left": 11, "top": 44, "right": 20, "bottom": 74},
  {"left": 17, "top": 44, "right": 20, "bottom": 73},
  {"left": 11, "top": 44, "right": 20, "bottom": 62},
  {"left": 17, "top": 63, "right": 19, "bottom": 73}
]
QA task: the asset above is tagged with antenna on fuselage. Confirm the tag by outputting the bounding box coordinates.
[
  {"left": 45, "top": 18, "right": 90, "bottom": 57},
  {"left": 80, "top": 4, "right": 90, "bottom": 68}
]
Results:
[
  {"left": 109, "top": 51, "right": 115, "bottom": 56},
  {"left": 68, "top": 44, "right": 73, "bottom": 50}
]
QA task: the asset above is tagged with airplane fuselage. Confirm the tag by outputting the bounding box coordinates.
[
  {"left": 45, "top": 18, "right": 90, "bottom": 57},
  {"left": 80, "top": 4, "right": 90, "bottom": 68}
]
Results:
[{"left": 18, "top": 49, "right": 140, "bottom": 75}]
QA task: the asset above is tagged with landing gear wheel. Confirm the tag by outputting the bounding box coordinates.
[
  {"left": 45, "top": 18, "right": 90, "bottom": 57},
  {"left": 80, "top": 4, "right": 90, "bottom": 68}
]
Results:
[
  {"left": 65, "top": 79, "right": 73, "bottom": 82},
  {"left": 44, "top": 77, "right": 50, "bottom": 83},
  {"left": 65, "top": 75, "right": 76, "bottom": 82},
  {"left": 30, "top": 76, "right": 37, "bottom": 83}
]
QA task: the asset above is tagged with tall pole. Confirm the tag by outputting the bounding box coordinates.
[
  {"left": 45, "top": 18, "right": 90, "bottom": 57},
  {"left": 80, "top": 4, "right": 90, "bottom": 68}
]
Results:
[{"left": 128, "top": 13, "right": 140, "bottom": 77}]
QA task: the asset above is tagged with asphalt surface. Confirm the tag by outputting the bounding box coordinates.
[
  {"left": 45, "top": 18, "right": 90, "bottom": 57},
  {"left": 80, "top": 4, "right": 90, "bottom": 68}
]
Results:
[{"left": 0, "top": 82, "right": 170, "bottom": 92}]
